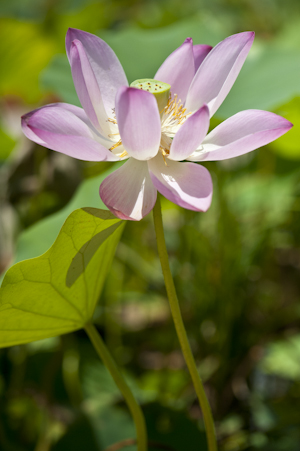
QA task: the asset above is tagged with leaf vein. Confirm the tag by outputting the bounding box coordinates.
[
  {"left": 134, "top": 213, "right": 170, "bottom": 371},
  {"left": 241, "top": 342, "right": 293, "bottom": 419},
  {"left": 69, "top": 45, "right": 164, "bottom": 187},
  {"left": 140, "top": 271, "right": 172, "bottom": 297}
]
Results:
[
  {"left": 48, "top": 258, "right": 84, "bottom": 320},
  {"left": 3, "top": 304, "right": 82, "bottom": 324}
]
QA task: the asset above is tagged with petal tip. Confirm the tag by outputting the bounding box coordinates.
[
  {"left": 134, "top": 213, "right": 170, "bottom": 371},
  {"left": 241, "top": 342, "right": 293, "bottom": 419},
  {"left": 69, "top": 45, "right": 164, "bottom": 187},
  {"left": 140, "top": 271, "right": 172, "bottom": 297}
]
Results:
[
  {"left": 225, "top": 30, "right": 255, "bottom": 46},
  {"left": 21, "top": 111, "right": 34, "bottom": 127},
  {"left": 66, "top": 27, "right": 72, "bottom": 39},
  {"left": 66, "top": 28, "right": 92, "bottom": 59},
  {"left": 117, "top": 85, "right": 156, "bottom": 101},
  {"left": 21, "top": 112, "right": 28, "bottom": 122},
  {"left": 247, "top": 31, "right": 255, "bottom": 42},
  {"left": 201, "top": 103, "right": 210, "bottom": 114},
  {"left": 116, "top": 85, "right": 131, "bottom": 95},
  {"left": 273, "top": 114, "right": 294, "bottom": 130},
  {"left": 66, "top": 28, "right": 81, "bottom": 58},
  {"left": 201, "top": 192, "right": 213, "bottom": 212},
  {"left": 240, "top": 30, "right": 255, "bottom": 38},
  {"left": 193, "top": 103, "right": 210, "bottom": 119},
  {"left": 107, "top": 206, "right": 135, "bottom": 221},
  {"left": 243, "top": 31, "right": 255, "bottom": 44},
  {"left": 70, "top": 39, "right": 81, "bottom": 52},
  {"left": 66, "top": 27, "right": 82, "bottom": 39},
  {"left": 284, "top": 120, "right": 294, "bottom": 130},
  {"left": 99, "top": 182, "right": 145, "bottom": 221}
]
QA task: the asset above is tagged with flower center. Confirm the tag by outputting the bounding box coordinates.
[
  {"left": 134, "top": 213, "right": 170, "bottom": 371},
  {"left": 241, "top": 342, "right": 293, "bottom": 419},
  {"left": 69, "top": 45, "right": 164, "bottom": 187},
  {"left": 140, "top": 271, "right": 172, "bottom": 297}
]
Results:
[
  {"left": 159, "top": 94, "right": 191, "bottom": 159},
  {"left": 130, "top": 78, "right": 170, "bottom": 112},
  {"left": 107, "top": 80, "right": 191, "bottom": 161},
  {"left": 161, "top": 94, "right": 190, "bottom": 136}
]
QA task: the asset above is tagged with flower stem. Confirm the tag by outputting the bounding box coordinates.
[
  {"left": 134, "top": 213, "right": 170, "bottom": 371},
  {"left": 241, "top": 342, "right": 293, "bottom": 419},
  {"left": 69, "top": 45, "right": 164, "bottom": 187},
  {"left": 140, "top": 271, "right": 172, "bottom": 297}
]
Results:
[
  {"left": 152, "top": 196, "right": 217, "bottom": 451},
  {"left": 84, "top": 322, "right": 148, "bottom": 451}
]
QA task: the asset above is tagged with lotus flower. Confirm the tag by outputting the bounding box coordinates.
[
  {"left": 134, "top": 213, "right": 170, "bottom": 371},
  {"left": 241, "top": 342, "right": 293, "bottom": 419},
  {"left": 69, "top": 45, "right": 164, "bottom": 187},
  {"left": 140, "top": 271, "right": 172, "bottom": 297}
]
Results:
[{"left": 22, "top": 28, "right": 292, "bottom": 220}]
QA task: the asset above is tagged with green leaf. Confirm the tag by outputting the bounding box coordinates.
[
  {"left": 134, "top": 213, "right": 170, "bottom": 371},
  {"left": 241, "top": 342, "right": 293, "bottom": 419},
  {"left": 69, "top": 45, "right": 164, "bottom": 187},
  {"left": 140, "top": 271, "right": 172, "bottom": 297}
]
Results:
[{"left": 0, "top": 208, "right": 125, "bottom": 348}]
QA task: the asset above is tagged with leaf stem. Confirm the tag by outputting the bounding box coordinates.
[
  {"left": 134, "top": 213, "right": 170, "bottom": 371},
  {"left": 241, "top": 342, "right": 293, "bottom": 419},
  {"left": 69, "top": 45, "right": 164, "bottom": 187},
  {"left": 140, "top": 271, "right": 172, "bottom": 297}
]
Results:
[
  {"left": 152, "top": 196, "right": 217, "bottom": 451},
  {"left": 84, "top": 322, "right": 147, "bottom": 451}
]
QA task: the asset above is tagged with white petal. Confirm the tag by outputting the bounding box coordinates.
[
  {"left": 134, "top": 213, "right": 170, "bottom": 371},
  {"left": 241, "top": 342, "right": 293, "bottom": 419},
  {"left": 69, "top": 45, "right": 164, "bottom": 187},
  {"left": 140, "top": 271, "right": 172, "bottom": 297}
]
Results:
[
  {"left": 148, "top": 153, "right": 213, "bottom": 212},
  {"left": 99, "top": 159, "right": 157, "bottom": 220},
  {"left": 115, "top": 87, "right": 161, "bottom": 160},
  {"left": 169, "top": 105, "right": 210, "bottom": 161}
]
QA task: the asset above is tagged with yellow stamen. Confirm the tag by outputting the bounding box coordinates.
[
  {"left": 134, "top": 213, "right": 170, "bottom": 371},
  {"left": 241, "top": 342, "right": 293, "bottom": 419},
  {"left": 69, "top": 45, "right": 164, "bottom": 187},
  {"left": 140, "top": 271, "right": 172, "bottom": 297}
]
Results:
[
  {"left": 159, "top": 145, "right": 170, "bottom": 166},
  {"left": 161, "top": 153, "right": 168, "bottom": 166},
  {"left": 159, "top": 146, "right": 169, "bottom": 156},
  {"left": 109, "top": 140, "right": 122, "bottom": 151},
  {"left": 161, "top": 93, "right": 191, "bottom": 128}
]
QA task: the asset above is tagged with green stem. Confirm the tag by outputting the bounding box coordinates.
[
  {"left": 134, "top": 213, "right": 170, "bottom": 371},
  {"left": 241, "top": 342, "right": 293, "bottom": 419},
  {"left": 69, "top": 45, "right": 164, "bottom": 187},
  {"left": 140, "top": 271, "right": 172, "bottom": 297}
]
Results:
[
  {"left": 152, "top": 196, "right": 217, "bottom": 451},
  {"left": 84, "top": 323, "right": 147, "bottom": 451}
]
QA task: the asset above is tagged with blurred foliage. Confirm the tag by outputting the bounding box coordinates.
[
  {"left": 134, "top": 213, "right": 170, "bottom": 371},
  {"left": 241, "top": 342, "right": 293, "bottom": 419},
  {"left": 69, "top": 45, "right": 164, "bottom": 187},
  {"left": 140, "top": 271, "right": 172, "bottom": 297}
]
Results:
[{"left": 1, "top": 0, "right": 300, "bottom": 450}]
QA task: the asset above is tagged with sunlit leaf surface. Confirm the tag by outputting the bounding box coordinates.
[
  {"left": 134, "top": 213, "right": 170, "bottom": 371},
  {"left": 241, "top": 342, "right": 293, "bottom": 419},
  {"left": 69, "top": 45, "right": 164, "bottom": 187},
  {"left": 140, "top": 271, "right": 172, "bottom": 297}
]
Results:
[{"left": 0, "top": 208, "right": 124, "bottom": 347}]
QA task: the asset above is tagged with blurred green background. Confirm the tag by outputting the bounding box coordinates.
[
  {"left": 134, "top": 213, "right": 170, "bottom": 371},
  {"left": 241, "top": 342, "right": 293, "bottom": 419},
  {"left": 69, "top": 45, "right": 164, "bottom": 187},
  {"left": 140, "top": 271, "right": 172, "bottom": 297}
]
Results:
[{"left": 1, "top": 0, "right": 300, "bottom": 450}]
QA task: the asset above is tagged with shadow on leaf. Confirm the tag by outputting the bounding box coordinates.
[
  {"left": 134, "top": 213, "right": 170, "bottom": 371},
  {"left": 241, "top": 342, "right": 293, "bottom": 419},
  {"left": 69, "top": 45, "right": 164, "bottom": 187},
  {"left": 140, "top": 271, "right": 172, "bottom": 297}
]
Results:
[{"left": 66, "top": 212, "right": 123, "bottom": 288}]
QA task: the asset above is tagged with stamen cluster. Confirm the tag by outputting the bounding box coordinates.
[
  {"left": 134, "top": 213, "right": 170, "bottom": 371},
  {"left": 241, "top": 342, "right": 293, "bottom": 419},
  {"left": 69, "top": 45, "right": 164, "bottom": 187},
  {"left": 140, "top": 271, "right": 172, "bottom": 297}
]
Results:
[
  {"left": 107, "top": 92, "right": 191, "bottom": 160},
  {"left": 161, "top": 94, "right": 190, "bottom": 136}
]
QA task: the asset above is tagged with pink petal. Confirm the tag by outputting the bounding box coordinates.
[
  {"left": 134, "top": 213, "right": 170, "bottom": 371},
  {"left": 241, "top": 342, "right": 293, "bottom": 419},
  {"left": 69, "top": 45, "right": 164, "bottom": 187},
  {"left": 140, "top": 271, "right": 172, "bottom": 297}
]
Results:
[
  {"left": 69, "top": 39, "right": 109, "bottom": 134},
  {"left": 54, "top": 102, "right": 94, "bottom": 127},
  {"left": 52, "top": 103, "right": 114, "bottom": 148},
  {"left": 115, "top": 87, "right": 161, "bottom": 161},
  {"left": 188, "top": 110, "right": 293, "bottom": 161},
  {"left": 99, "top": 159, "right": 157, "bottom": 221},
  {"left": 154, "top": 38, "right": 195, "bottom": 104},
  {"left": 193, "top": 44, "right": 212, "bottom": 72},
  {"left": 56, "top": 102, "right": 118, "bottom": 150},
  {"left": 148, "top": 154, "right": 213, "bottom": 212},
  {"left": 66, "top": 28, "right": 128, "bottom": 116},
  {"left": 185, "top": 32, "right": 255, "bottom": 116},
  {"left": 169, "top": 104, "right": 210, "bottom": 161},
  {"left": 21, "top": 104, "right": 119, "bottom": 161}
]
